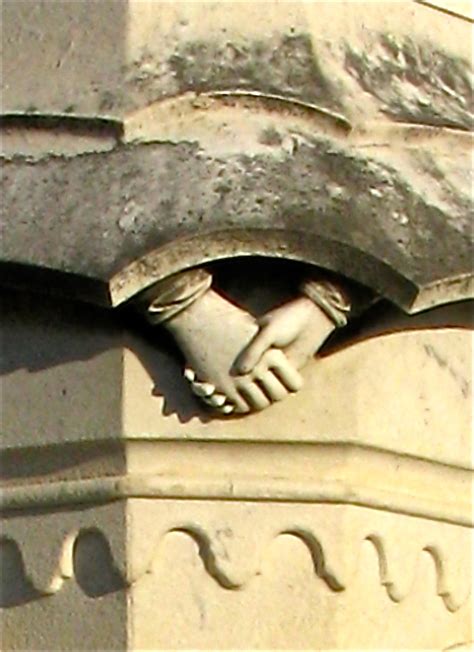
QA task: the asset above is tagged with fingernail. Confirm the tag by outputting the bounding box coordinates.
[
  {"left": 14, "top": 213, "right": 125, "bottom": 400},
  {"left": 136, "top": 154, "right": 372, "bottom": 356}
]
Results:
[
  {"left": 192, "top": 381, "right": 215, "bottom": 397},
  {"left": 184, "top": 368, "right": 196, "bottom": 382},
  {"left": 208, "top": 393, "right": 227, "bottom": 407},
  {"left": 221, "top": 404, "right": 234, "bottom": 414}
]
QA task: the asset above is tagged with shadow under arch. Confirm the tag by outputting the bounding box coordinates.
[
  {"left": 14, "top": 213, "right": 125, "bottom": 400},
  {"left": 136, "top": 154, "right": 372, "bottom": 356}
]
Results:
[
  {"left": 0, "top": 537, "right": 45, "bottom": 608},
  {"left": 72, "top": 528, "right": 127, "bottom": 598},
  {"left": 109, "top": 228, "right": 419, "bottom": 310}
]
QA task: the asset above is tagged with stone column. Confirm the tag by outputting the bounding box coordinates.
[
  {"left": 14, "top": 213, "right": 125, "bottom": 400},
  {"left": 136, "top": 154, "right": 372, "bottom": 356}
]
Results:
[
  {"left": 1, "top": 2, "right": 473, "bottom": 650},
  {"left": 1, "top": 289, "right": 472, "bottom": 650}
]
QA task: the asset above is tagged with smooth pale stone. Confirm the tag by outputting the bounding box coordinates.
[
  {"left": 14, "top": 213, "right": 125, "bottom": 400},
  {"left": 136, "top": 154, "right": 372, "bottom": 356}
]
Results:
[
  {"left": 1, "top": 290, "right": 471, "bottom": 650},
  {"left": 191, "top": 381, "right": 216, "bottom": 398},
  {"left": 3, "top": 498, "right": 471, "bottom": 650},
  {"left": 183, "top": 367, "right": 196, "bottom": 382},
  {"left": 1, "top": 503, "right": 128, "bottom": 652},
  {"left": 122, "top": 327, "right": 472, "bottom": 468},
  {"left": 125, "top": 499, "right": 472, "bottom": 651},
  {"left": 2, "top": 290, "right": 471, "bottom": 467}
]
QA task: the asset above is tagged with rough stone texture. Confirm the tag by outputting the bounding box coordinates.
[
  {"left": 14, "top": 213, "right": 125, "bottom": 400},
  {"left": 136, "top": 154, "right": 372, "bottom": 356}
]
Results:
[
  {"left": 0, "top": 116, "right": 120, "bottom": 159},
  {"left": 344, "top": 33, "right": 473, "bottom": 130},
  {"left": 1, "top": 131, "right": 472, "bottom": 311},
  {"left": 1, "top": 1, "right": 472, "bottom": 312},
  {"left": 1, "top": 291, "right": 472, "bottom": 649},
  {"left": 1, "top": 2, "right": 472, "bottom": 123}
]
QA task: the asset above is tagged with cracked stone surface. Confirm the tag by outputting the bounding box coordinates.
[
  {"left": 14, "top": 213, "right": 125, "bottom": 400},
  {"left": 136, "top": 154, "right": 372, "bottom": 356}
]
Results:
[
  {"left": 1, "top": 131, "right": 472, "bottom": 311},
  {"left": 1, "top": 1, "right": 472, "bottom": 310}
]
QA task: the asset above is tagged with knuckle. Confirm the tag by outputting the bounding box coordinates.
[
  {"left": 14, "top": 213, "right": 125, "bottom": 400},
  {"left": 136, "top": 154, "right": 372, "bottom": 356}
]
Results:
[{"left": 265, "top": 348, "right": 286, "bottom": 366}]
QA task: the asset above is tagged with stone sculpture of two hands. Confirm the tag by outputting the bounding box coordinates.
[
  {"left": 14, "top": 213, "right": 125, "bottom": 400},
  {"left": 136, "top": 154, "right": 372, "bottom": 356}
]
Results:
[{"left": 138, "top": 268, "right": 353, "bottom": 416}]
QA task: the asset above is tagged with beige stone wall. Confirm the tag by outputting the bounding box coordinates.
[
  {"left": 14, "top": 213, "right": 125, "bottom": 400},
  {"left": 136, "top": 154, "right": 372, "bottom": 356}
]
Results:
[
  {"left": 1, "top": 2, "right": 472, "bottom": 650},
  {"left": 1, "top": 290, "right": 472, "bottom": 650}
]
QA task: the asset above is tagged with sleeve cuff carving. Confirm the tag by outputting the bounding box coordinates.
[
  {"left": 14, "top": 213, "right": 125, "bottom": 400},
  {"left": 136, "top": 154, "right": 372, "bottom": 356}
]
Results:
[
  {"left": 137, "top": 268, "right": 213, "bottom": 325},
  {"left": 300, "top": 278, "right": 352, "bottom": 328}
]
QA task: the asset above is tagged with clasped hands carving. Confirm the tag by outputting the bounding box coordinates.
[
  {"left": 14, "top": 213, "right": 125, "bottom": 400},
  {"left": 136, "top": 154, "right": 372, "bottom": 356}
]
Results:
[{"left": 138, "top": 268, "right": 352, "bottom": 416}]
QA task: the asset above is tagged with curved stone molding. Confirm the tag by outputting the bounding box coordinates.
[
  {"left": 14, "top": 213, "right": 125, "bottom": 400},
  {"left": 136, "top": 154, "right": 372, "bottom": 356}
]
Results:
[
  {"left": 2, "top": 1, "right": 473, "bottom": 310},
  {"left": 2, "top": 463, "right": 472, "bottom": 527},
  {"left": 0, "top": 529, "right": 126, "bottom": 608},
  {"left": 2, "top": 130, "right": 472, "bottom": 312},
  {"left": 1, "top": 521, "right": 471, "bottom": 612},
  {"left": 0, "top": 537, "right": 44, "bottom": 608}
]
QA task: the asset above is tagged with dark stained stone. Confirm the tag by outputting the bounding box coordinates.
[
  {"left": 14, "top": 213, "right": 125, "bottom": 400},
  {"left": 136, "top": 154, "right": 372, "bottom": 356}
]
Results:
[
  {"left": 1, "top": 135, "right": 472, "bottom": 312},
  {"left": 345, "top": 34, "right": 473, "bottom": 130},
  {"left": 162, "top": 33, "right": 344, "bottom": 111}
]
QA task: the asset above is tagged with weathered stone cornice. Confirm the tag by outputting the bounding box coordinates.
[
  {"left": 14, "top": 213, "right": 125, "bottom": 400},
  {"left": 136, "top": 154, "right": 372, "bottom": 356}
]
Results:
[
  {"left": 1, "top": 1, "right": 472, "bottom": 311},
  {"left": 2, "top": 130, "right": 472, "bottom": 311},
  {"left": 2, "top": 441, "right": 472, "bottom": 527}
]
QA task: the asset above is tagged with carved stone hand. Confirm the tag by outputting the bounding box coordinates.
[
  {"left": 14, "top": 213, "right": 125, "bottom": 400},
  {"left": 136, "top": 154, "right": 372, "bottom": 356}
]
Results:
[
  {"left": 164, "top": 288, "right": 303, "bottom": 415},
  {"left": 235, "top": 296, "right": 337, "bottom": 375},
  {"left": 137, "top": 267, "right": 355, "bottom": 416}
]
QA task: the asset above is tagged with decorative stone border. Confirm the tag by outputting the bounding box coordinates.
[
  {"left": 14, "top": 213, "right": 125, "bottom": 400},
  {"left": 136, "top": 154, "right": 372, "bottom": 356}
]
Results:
[{"left": 2, "top": 466, "right": 472, "bottom": 527}]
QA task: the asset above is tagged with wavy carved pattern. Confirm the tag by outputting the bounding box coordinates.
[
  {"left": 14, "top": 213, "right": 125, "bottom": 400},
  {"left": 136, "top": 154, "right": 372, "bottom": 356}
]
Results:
[{"left": 0, "top": 526, "right": 471, "bottom": 612}]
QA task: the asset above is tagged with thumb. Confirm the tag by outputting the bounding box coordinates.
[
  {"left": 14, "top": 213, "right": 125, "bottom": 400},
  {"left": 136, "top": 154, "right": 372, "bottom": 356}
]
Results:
[{"left": 234, "top": 323, "right": 278, "bottom": 374}]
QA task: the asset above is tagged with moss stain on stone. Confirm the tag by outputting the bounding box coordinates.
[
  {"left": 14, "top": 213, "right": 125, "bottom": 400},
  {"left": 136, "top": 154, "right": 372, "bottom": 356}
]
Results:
[
  {"left": 345, "top": 33, "right": 473, "bottom": 130},
  {"left": 165, "top": 33, "right": 344, "bottom": 112}
]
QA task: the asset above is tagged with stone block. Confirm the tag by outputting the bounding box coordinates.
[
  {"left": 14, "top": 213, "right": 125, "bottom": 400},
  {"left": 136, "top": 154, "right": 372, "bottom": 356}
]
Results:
[
  {"left": 1, "top": 289, "right": 472, "bottom": 649},
  {"left": 1, "top": 2, "right": 473, "bottom": 312}
]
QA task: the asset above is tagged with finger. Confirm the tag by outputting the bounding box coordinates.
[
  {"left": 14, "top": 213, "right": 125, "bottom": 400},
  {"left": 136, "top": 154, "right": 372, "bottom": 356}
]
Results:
[
  {"left": 263, "top": 349, "right": 304, "bottom": 392},
  {"left": 219, "top": 404, "right": 235, "bottom": 415},
  {"left": 224, "top": 389, "right": 251, "bottom": 414},
  {"left": 184, "top": 367, "right": 196, "bottom": 382},
  {"left": 204, "top": 386, "right": 250, "bottom": 414},
  {"left": 201, "top": 389, "right": 248, "bottom": 415},
  {"left": 237, "top": 380, "right": 271, "bottom": 411},
  {"left": 272, "top": 363, "right": 304, "bottom": 393},
  {"left": 202, "top": 393, "right": 227, "bottom": 408},
  {"left": 235, "top": 326, "right": 278, "bottom": 374},
  {"left": 255, "top": 371, "right": 289, "bottom": 402},
  {"left": 205, "top": 397, "right": 235, "bottom": 415},
  {"left": 184, "top": 367, "right": 249, "bottom": 413},
  {"left": 191, "top": 381, "right": 216, "bottom": 398}
]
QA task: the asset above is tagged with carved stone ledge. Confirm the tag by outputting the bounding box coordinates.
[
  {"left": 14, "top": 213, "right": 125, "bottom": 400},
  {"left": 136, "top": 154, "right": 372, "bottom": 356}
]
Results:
[
  {"left": 1, "top": 3, "right": 473, "bottom": 310},
  {"left": 3, "top": 493, "right": 472, "bottom": 650},
  {"left": 1, "top": 443, "right": 472, "bottom": 527},
  {"left": 2, "top": 502, "right": 472, "bottom": 612}
]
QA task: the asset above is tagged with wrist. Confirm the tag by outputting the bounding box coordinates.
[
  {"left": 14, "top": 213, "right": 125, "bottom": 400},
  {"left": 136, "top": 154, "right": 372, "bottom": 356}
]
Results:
[
  {"left": 163, "top": 286, "right": 217, "bottom": 336},
  {"left": 300, "top": 277, "right": 351, "bottom": 328},
  {"left": 139, "top": 268, "right": 213, "bottom": 326}
]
